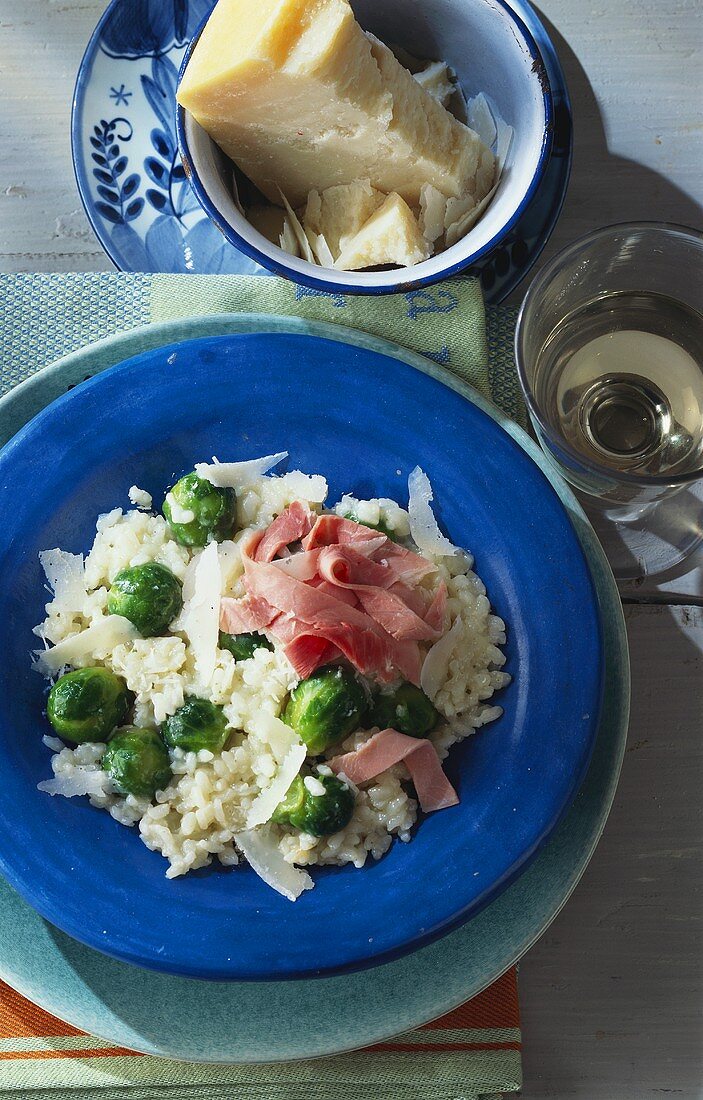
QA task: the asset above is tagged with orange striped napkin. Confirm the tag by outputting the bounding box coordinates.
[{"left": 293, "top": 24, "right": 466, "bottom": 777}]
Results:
[{"left": 0, "top": 970, "right": 521, "bottom": 1098}]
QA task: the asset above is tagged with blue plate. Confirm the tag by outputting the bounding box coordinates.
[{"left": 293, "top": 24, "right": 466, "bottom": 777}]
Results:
[
  {"left": 0, "top": 316, "right": 627, "bottom": 1061},
  {"left": 70, "top": 0, "right": 572, "bottom": 302},
  {"left": 0, "top": 325, "right": 602, "bottom": 981}
]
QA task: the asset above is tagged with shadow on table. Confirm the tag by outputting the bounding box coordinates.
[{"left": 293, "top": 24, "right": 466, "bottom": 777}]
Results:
[
  {"left": 520, "top": 603, "right": 703, "bottom": 1095},
  {"left": 507, "top": 8, "right": 703, "bottom": 304}
]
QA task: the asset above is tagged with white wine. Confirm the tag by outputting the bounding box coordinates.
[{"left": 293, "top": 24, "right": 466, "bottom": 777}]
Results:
[{"left": 533, "top": 291, "right": 703, "bottom": 477}]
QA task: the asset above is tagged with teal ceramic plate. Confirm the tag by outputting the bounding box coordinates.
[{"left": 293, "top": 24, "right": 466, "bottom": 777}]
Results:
[{"left": 0, "top": 316, "right": 629, "bottom": 1063}]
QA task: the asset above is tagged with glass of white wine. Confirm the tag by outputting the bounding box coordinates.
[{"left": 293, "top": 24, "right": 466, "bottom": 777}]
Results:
[{"left": 515, "top": 223, "right": 703, "bottom": 579}]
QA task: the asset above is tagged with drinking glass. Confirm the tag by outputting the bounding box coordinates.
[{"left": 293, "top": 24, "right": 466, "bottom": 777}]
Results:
[{"left": 515, "top": 222, "right": 703, "bottom": 578}]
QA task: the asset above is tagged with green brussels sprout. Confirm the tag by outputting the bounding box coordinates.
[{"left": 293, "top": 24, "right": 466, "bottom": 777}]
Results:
[
  {"left": 102, "top": 726, "right": 171, "bottom": 799},
  {"left": 342, "top": 512, "right": 400, "bottom": 543},
  {"left": 369, "top": 682, "right": 439, "bottom": 738},
  {"left": 107, "top": 562, "right": 182, "bottom": 637},
  {"left": 271, "top": 773, "right": 355, "bottom": 836},
  {"left": 163, "top": 472, "right": 237, "bottom": 547},
  {"left": 163, "top": 697, "right": 229, "bottom": 753},
  {"left": 218, "top": 630, "right": 273, "bottom": 661},
  {"left": 283, "top": 665, "right": 368, "bottom": 755},
  {"left": 46, "top": 667, "right": 131, "bottom": 744}
]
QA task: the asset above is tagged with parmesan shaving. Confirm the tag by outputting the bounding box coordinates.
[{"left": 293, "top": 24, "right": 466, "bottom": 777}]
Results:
[
  {"left": 38, "top": 767, "right": 110, "bottom": 799},
  {"left": 34, "top": 615, "right": 138, "bottom": 675},
  {"left": 195, "top": 452, "right": 288, "bottom": 487},
  {"left": 306, "top": 228, "right": 334, "bottom": 267},
  {"left": 278, "top": 189, "right": 315, "bottom": 263},
  {"left": 407, "top": 467, "right": 461, "bottom": 558},
  {"left": 420, "top": 613, "right": 464, "bottom": 701},
  {"left": 466, "top": 92, "right": 498, "bottom": 149},
  {"left": 234, "top": 827, "right": 313, "bottom": 901},
  {"left": 246, "top": 741, "right": 306, "bottom": 829},
  {"left": 217, "top": 540, "right": 242, "bottom": 591},
  {"left": 39, "top": 549, "right": 86, "bottom": 615},
  {"left": 445, "top": 180, "right": 500, "bottom": 247},
  {"left": 177, "top": 541, "right": 221, "bottom": 685},
  {"left": 249, "top": 712, "right": 300, "bottom": 763},
  {"left": 419, "top": 184, "right": 448, "bottom": 243},
  {"left": 495, "top": 117, "right": 514, "bottom": 174},
  {"left": 279, "top": 218, "right": 300, "bottom": 257}
]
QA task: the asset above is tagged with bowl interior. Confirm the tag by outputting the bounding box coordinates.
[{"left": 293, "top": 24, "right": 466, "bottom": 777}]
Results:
[
  {"left": 0, "top": 329, "right": 601, "bottom": 980},
  {"left": 180, "top": 0, "right": 551, "bottom": 291}
]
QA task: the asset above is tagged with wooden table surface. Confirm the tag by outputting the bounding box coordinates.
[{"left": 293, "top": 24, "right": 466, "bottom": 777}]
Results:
[{"left": 1, "top": 1, "right": 701, "bottom": 1096}]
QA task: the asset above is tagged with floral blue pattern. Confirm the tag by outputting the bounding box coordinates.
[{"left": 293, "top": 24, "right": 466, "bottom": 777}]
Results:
[{"left": 79, "top": 0, "right": 261, "bottom": 274}]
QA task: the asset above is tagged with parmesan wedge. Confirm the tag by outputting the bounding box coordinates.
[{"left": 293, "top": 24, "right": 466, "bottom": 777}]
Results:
[{"left": 334, "top": 193, "right": 431, "bottom": 271}]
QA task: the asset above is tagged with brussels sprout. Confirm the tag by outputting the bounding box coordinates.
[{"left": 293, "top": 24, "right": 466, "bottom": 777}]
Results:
[
  {"left": 107, "top": 562, "right": 182, "bottom": 637},
  {"left": 218, "top": 630, "right": 273, "bottom": 661},
  {"left": 46, "top": 667, "right": 131, "bottom": 744},
  {"left": 163, "top": 697, "right": 229, "bottom": 753},
  {"left": 369, "top": 682, "right": 439, "bottom": 738},
  {"left": 102, "top": 726, "right": 171, "bottom": 799},
  {"left": 342, "top": 512, "right": 400, "bottom": 543},
  {"left": 163, "top": 472, "right": 237, "bottom": 548},
  {"left": 271, "top": 773, "right": 355, "bottom": 836},
  {"left": 283, "top": 665, "right": 368, "bottom": 755}
]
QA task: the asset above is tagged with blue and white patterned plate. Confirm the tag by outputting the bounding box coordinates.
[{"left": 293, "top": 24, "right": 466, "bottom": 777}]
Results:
[{"left": 71, "top": 0, "right": 572, "bottom": 301}]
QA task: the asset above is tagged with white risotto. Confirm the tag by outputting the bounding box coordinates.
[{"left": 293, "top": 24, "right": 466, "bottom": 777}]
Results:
[{"left": 34, "top": 456, "right": 509, "bottom": 898}]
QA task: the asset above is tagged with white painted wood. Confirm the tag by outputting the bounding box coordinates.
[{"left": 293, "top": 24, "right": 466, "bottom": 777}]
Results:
[
  {"left": 0, "top": 1, "right": 701, "bottom": 1096},
  {"left": 520, "top": 604, "right": 703, "bottom": 1099},
  {"left": 0, "top": 0, "right": 701, "bottom": 275}
]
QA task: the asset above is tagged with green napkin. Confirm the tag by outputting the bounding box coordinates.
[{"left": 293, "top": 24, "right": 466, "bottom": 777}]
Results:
[{"left": 0, "top": 273, "right": 523, "bottom": 422}]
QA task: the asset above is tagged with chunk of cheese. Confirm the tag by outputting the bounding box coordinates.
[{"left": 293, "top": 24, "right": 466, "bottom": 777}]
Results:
[
  {"left": 177, "top": 0, "right": 494, "bottom": 208},
  {"left": 303, "top": 179, "right": 384, "bottom": 259},
  {"left": 334, "top": 193, "right": 431, "bottom": 271}
]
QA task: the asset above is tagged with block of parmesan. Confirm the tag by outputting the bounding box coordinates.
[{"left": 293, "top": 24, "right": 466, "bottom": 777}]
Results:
[
  {"left": 177, "top": 0, "right": 495, "bottom": 208},
  {"left": 334, "top": 193, "right": 431, "bottom": 271}
]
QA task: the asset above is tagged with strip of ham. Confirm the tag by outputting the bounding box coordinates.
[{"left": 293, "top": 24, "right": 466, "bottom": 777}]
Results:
[
  {"left": 328, "top": 729, "right": 459, "bottom": 813},
  {"left": 219, "top": 509, "right": 444, "bottom": 683},
  {"left": 219, "top": 593, "right": 279, "bottom": 635},
  {"left": 253, "top": 501, "right": 314, "bottom": 563}
]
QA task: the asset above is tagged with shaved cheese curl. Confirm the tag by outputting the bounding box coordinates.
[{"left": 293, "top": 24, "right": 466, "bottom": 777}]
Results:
[{"left": 407, "top": 467, "right": 462, "bottom": 558}]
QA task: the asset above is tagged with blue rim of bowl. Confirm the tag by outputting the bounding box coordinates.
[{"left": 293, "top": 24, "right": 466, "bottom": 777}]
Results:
[{"left": 175, "top": 0, "right": 555, "bottom": 296}]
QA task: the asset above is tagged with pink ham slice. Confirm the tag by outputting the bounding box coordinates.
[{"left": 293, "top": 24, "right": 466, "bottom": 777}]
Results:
[
  {"left": 219, "top": 593, "right": 279, "bottom": 635},
  {"left": 316, "top": 545, "right": 444, "bottom": 641},
  {"left": 242, "top": 553, "right": 423, "bottom": 684},
  {"left": 303, "top": 515, "right": 383, "bottom": 551},
  {"left": 253, "top": 501, "right": 314, "bottom": 563},
  {"left": 328, "top": 729, "right": 459, "bottom": 813},
  {"left": 219, "top": 511, "right": 442, "bottom": 682}
]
